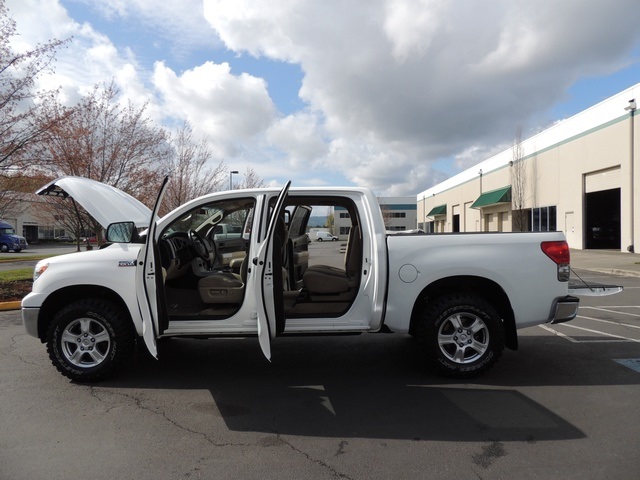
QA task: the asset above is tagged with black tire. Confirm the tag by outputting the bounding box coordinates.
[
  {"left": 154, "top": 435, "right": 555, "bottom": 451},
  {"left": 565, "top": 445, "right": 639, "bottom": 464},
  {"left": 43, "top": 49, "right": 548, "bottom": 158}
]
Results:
[
  {"left": 14, "top": 248, "right": 21, "bottom": 253},
  {"left": 46, "top": 299, "right": 135, "bottom": 382},
  {"left": 318, "top": 238, "right": 323, "bottom": 242},
  {"left": 0, "top": 244, "right": 8, "bottom": 253},
  {"left": 416, "top": 293, "right": 504, "bottom": 377}
]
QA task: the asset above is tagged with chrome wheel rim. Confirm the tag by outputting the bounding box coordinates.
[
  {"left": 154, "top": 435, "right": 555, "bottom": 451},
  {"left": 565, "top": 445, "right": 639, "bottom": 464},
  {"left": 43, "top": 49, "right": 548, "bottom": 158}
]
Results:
[
  {"left": 437, "top": 312, "right": 489, "bottom": 364},
  {"left": 60, "top": 318, "right": 111, "bottom": 368}
]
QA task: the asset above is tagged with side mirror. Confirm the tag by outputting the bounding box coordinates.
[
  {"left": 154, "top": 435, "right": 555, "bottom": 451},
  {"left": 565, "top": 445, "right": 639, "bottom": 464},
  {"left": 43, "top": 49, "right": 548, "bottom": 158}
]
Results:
[{"left": 106, "top": 222, "right": 136, "bottom": 243}]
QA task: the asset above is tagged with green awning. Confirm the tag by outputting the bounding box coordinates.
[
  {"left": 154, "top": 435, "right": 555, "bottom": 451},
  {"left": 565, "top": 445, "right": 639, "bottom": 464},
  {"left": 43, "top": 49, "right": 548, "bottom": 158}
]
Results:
[
  {"left": 427, "top": 204, "right": 446, "bottom": 216},
  {"left": 471, "top": 186, "right": 512, "bottom": 209}
]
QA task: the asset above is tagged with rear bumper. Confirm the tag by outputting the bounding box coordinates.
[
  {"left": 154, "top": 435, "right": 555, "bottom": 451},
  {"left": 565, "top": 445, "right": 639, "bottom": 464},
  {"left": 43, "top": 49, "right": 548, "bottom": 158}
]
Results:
[{"left": 549, "top": 295, "right": 580, "bottom": 324}]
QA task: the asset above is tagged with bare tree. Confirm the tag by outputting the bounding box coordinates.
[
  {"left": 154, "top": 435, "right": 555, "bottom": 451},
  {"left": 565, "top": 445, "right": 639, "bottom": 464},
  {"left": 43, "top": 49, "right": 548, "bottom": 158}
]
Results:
[
  {"left": 34, "top": 81, "right": 171, "bottom": 199},
  {"left": 235, "top": 167, "right": 266, "bottom": 189},
  {"left": 511, "top": 127, "right": 528, "bottom": 232},
  {"left": 32, "top": 82, "right": 172, "bottom": 245},
  {"left": 0, "top": 0, "right": 69, "bottom": 171},
  {"left": 162, "top": 121, "right": 226, "bottom": 213}
]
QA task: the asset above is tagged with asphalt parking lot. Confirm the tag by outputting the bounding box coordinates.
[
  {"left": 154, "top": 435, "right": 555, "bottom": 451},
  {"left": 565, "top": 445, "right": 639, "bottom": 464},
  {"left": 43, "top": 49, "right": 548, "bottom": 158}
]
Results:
[{"left": 1, "top": 249, "right": 639, "bottom": 479}]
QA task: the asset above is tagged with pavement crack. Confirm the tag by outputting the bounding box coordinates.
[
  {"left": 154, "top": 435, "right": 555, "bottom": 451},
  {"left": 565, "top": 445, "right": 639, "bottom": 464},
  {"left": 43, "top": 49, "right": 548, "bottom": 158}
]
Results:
[
  {"left": 0, "top": 333, "right": 44, "bottom": 367},
  {"left": 277, "top": 434, "right": 355, "bottom": 479},
  {"left": 88, "top": 387, "right": 253, "bottom": 448}
]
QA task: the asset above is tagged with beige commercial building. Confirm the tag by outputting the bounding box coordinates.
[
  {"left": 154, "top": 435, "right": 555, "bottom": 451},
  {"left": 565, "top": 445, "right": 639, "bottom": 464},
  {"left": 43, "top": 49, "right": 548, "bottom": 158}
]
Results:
[{"left": 417, "top": 83, "right": 640, "bottom": 252}]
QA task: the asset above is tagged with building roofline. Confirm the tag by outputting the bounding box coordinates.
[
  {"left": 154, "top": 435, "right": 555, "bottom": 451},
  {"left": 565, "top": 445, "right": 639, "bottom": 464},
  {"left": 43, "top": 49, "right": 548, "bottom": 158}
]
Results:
[{"left": 417, "top": 82, "right": 640, "bottom": 200}]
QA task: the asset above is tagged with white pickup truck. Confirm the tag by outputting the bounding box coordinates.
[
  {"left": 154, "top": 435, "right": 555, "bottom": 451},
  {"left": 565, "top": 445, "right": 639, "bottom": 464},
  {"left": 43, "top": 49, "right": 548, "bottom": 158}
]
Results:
[{"left": 22, "top": 176, "right": 580, "bottom": 381}]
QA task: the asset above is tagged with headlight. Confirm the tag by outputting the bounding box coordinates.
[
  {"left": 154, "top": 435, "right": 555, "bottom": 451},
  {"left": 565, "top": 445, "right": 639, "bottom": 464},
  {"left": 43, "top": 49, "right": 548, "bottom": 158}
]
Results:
[{"left": 34, "top": 261, "right": 49, "bottom": 281}]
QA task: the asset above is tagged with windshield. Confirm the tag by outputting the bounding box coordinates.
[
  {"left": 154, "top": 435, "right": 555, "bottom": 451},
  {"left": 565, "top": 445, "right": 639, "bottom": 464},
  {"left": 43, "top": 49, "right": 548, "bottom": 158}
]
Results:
[
  {"left": 162, "top": 199, "right": 254, "bottom": 239},
  {"left": 0, "top": 227, "right": 16, "bottom": 235}
]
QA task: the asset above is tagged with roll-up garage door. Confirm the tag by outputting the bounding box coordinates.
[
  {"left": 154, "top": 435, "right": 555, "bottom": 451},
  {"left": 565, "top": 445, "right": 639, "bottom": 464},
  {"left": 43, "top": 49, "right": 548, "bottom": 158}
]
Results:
[{"left": 585, "top": 167, "right": 621, "bottom": 193}]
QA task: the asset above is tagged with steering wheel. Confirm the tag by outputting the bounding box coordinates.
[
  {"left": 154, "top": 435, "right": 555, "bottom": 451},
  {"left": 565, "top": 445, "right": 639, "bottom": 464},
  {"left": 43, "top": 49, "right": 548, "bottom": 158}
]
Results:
[{"left": 188, "top": 229, "right": 211, "bottom": 264}]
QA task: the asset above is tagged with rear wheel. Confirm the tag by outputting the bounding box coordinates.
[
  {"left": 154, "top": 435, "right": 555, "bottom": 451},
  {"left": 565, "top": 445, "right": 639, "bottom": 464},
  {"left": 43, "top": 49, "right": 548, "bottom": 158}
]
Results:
[
  {"left": 46, "top": 299, "right": 135, "bottom": 381},
  {"left": 416, "top": 293, "right": 504, "bottom": 377}
]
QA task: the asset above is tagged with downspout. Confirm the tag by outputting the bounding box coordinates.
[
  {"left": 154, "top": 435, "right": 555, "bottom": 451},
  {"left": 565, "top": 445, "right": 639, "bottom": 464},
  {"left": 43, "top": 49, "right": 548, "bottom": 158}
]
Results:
[{"left": 625, "top": 99, "right": 636, "bottom": 253}]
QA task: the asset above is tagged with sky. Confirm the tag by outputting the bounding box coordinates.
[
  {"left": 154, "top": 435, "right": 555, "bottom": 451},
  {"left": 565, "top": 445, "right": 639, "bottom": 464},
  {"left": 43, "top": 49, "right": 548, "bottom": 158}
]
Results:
[{"left": 6, "top": 0, "right": 640, "bottom": 196}]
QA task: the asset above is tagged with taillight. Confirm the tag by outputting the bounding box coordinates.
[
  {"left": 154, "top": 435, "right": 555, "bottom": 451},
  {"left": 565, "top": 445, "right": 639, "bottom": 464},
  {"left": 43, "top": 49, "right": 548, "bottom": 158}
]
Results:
[{"left": 541, "top": 241, "right": 570, "bottom": 281}]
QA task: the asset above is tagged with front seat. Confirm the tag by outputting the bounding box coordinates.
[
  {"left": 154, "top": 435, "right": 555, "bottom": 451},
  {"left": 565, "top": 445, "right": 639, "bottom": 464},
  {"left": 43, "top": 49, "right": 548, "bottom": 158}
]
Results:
[
  {"left": 197, "top": 256, "right": 248, "bottom": 304},
  {"left": 197, "top": 217, "right": 290, "bottom": 303},
  {"left": 302, "top": 224, "right": 362, "bottom": 295}
]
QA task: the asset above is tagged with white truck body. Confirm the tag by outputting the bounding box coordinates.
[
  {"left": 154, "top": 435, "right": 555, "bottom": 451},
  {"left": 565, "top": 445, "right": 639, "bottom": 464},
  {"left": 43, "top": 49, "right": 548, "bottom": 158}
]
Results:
[{"left": 22, "top": 176, "right": 579, "bottom": 380}]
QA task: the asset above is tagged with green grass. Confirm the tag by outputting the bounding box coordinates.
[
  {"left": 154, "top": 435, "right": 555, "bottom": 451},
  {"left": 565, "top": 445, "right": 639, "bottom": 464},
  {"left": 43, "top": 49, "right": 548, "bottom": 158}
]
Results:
[
  {"left": 0, "top": 255, "right": 50, "bottom": 263},
  {"left": 0, "top": 268, "right": 33, "bottom": 282}
]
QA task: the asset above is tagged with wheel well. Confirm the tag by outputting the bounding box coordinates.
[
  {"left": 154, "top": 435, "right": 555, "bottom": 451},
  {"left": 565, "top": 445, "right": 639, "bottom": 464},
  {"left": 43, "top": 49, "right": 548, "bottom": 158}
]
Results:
[
  {"left": 408, "top": 276, "right": 518, "bottom": 350},
  {"left": 36, "top": 285, "right": 131, "bottom": 341}
]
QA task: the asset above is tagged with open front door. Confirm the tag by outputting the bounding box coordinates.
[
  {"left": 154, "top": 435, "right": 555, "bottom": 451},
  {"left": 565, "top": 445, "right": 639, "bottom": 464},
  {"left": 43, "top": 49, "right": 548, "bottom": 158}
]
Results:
[
  {"left": 136, "top": 176, "right": 170, "bottom": 358},
  {"left": 255, "top": 181, "right": 291, "bottom": 360}
]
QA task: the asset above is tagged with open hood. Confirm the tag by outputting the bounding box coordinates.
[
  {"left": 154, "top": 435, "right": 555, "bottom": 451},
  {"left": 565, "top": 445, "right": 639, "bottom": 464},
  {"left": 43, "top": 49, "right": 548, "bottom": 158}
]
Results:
[{"left": 37, "top": 176, "right": 152, "bottom": 228}]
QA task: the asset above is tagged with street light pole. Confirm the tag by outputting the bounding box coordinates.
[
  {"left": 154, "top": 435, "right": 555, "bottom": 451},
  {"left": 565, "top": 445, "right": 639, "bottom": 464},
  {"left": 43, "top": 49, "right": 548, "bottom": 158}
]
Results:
[{"left": 229, "top": 170, "right": 239, "bottom": 190}]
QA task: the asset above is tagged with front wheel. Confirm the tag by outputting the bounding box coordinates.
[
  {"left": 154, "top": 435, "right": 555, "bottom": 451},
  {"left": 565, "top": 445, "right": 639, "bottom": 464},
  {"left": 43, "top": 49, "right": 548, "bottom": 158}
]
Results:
[
  {"left": 46, "top": 299, "right": 135, "bottom": 381},
  {"left": 416, "top": 293, "right": 504, "bottom": 377}
]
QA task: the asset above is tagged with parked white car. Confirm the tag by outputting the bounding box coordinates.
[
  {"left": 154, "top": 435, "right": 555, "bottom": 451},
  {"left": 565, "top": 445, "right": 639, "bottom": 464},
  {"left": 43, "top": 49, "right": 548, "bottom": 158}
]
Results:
[{"left": 316, "top": 231, "right": 338, "bottom": 241}]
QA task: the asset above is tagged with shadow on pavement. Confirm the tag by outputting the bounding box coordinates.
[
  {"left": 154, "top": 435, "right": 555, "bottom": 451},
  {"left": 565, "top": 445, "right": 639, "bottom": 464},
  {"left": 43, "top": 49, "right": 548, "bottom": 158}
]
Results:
[{"left": 93, "top": 333, "right": 606, "bottom": 442}]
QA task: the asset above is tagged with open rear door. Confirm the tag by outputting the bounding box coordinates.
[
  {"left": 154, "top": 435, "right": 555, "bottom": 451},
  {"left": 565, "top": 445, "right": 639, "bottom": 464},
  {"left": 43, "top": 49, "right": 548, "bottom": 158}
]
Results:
[
  {"left": 136, "top": 177, "right": 170, "bottom": 358},
  {"left": 254, "top": 181, "right": 291, "bottom": 360}
]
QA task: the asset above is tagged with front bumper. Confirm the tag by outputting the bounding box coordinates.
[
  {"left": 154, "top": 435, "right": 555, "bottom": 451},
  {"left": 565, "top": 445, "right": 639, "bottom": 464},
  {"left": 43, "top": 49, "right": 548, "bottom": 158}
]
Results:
[
  {"left": 22, "top": 307, "right": 40, "bottom": 338},
  {"left": 549, "top": 295, "right": 580, "bottom": 324}
]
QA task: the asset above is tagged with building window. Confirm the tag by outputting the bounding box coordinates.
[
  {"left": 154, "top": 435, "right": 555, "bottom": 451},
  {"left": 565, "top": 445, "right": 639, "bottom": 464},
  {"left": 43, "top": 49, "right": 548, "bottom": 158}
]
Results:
[
  {"left": 38, "top": 225, "right": 55, "bottom": 240},
  {"left": 531, "top": 206, "right": 557, "bottom": 232},
  {"left": 384, "top": 212, "right": 406, "bottom": 218},
  {"left": 339, "top": 212, "right": 350, "bottom": 219},
  {"left": 339, "top": 226, "right": 351, "bottom": 235}
]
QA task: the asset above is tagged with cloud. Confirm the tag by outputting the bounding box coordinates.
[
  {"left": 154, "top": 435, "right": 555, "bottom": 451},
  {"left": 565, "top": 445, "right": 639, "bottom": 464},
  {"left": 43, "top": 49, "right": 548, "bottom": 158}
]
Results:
[
  {"left": 204, "top": 0, "right": 640, "bottom": 193},
  {"left": 7, "top": 0, "right": 151, "bottom": 108},
  {"left": 69, "top": 0, "right": 219, "bottom": 54},
  {"left": 266, "top": 112, "right": 328, "bottom": 168},
  {"left": 7, "top": 0, "right": 640, "bottom": 195},
  {"left": 152, "top": 61, "right": 276, "bottom": 158}
]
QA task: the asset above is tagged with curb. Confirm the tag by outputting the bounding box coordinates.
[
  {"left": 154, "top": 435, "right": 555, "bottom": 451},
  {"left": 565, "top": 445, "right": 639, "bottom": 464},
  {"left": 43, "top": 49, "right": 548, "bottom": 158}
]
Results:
[
  {"left": 587, "top": 268, "right": 640, "bottom": 278},
  {"left": 0, "top": 301, "right": 21, "bottom": 311}
]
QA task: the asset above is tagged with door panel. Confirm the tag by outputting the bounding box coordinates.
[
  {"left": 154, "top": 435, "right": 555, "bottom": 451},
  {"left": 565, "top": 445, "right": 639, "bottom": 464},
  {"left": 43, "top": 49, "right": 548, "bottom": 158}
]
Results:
[
  {"left": 255, "top": 182, "right": 291, "bottom": 359},
  {"left": 136, "top": 176, "right": 170, "bottom": 358}
]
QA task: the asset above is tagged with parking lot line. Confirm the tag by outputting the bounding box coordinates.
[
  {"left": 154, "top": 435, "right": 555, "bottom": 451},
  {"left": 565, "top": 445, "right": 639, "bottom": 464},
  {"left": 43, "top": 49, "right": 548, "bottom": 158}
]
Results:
[
  {"left": 539, "top": 324, "right": 640, "bottom": 344},
  {"left": 539, "top": 324, "right": 579, "bottom": 342},
  {"left": 560, "top": 323, "right": 640, "bottom": 343},
  {"left": 576, "top": 314, "right": 640, "bottom": 330},
  {"left": 581, "top": 306, "right": 640, "bottom": 319}
]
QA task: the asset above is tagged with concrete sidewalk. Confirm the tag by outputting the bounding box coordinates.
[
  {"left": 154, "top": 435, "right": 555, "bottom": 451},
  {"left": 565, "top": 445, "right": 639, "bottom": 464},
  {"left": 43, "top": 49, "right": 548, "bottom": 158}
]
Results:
[{"left": 570, "top": 249, "right": 640, "bottom": 278}]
